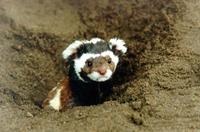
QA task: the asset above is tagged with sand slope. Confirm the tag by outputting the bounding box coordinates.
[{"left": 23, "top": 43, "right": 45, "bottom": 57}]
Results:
[{"left": 0, "top": 0, "right": 200, "bottom": 131}]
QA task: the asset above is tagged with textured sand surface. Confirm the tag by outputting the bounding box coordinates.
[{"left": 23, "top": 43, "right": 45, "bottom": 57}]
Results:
[{"left": 0, "top": 0, "right": 200, "bottom": 131}]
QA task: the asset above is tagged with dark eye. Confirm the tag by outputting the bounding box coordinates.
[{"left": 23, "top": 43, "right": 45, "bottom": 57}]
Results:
[
  {"left": 87, "top": 61, "right": 93, "bottom": 67},
  {"left": 107, "top": 58, "right": 112, "bottom": 64}
]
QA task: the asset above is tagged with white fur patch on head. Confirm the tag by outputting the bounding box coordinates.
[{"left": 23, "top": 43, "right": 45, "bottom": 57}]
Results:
[
  {"left": 87, "top": 69, "right": 113, "bottom": 82},
  {"left": 62, "top": 40, "right": 83, "bottom": 60},
  {"left": 49, "top": 88, "right": 61, "bottom": 111},
  {"left": 109, "top": 38, "right": 127, "bottom": 54},
  {"left": 74, "top": 50, "right": 119, "bottom": 82},
  {"left": 89, "top": 38, "right": 104, "bottom": 44},
  {"left": 62, "top": 38, "right": 104, "bottom": 60}
]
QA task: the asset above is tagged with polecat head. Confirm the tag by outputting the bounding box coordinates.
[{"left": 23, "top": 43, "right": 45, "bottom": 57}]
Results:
[{"left": 62, "top": 38, "right": 127, "bottom": 82}]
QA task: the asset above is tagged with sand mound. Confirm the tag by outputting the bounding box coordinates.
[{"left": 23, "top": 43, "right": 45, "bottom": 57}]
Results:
[{"left": 1, "top": 0, "right": 200, "bottom": 131}]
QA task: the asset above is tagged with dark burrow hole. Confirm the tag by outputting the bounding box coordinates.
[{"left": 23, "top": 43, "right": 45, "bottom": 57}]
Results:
[
  {"left": 8, "top": 0, "right": 178, "bottom": 110},
  {"left": 10, "top": 28, "right": 140, "bottom": 108}
]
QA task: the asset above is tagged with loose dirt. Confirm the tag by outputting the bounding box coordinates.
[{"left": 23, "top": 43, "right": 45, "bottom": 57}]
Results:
[{"left": 0, "top": 0, "right": 200, "bottom": 131}]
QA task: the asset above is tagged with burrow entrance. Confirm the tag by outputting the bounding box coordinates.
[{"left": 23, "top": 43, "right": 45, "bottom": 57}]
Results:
[{"left": 7, "top": 0, "right": 178, "bottom": 111}]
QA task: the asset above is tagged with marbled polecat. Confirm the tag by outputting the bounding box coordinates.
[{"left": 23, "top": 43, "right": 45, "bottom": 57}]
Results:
[{"left": 42, "top": 38, "right": 127, "bottom": 111}]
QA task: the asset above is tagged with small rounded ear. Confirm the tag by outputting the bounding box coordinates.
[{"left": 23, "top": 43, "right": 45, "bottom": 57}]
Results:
[
  {"left": 109, "top": 38, "right": 127, "bottom": 55},
  {"left": 62, "top": 40, "right": 85, "bottom": 65}
]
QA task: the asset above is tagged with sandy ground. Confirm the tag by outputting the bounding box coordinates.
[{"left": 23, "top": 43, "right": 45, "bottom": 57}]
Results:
[{"left": 0, "top": 0, "right": 200, "bottom": 131}]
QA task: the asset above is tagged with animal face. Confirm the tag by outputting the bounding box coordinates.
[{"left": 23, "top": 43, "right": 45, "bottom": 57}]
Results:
[
  {"left": 62, "top": 38, "right": 127, "bottom": 82},
  {"left": 74, "top": 51, "right": 118, "bottom": 82}
]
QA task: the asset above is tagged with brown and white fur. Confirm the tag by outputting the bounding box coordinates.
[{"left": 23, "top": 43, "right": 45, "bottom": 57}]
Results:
[{"left": 42, "top": 38, "right": 127, "bottom": 111}]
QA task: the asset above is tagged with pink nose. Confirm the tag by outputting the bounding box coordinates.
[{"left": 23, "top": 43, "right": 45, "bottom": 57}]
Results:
[{"left": 98, "top": 67, "right": 106, "bottom": 75}]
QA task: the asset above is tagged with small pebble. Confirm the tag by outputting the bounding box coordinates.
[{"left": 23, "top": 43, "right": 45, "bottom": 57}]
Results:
[
  {"left": 130, "top": 101, "right": 142, "bottom": 111},
  {"left": 12, "top": 44, "right": 23, "bottom": 51},
  {"left": 26, "top": 112, "right": 34, "bottom": 118}
]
